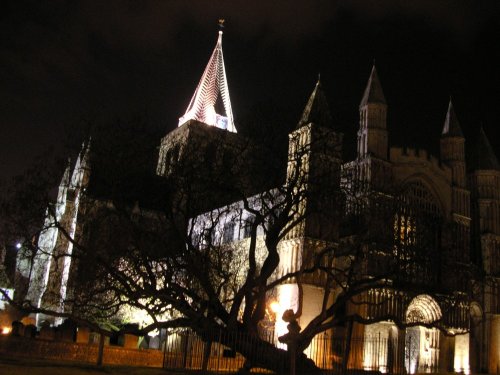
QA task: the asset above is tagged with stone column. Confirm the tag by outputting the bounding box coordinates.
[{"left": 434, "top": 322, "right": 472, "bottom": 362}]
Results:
[{"left": 489, "top": 314, "right": 500, "bottom": 375}]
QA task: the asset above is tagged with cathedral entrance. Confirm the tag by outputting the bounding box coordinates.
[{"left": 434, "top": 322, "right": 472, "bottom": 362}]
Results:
[{"left": 405, "top": 295, "right": 442, "bottom": 374}]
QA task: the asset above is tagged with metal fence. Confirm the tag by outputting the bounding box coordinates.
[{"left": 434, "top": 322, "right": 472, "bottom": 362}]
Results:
[{"left": 162, "top": 330, "right": 408, "bottom": 374}]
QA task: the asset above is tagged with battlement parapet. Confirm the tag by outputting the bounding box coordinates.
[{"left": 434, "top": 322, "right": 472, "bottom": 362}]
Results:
[{"left": 390, "top": 147, "right": 447, "bottom": 172}]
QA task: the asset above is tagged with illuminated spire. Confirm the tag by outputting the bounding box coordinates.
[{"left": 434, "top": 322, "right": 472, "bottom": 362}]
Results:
[{"left": 178, "top": 25, "right": 236, "bottom": 132}]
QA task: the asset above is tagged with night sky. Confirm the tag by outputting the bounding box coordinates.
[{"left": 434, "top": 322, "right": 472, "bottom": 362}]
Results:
[{"left": 1, "top": 1, "right": 500, "bottom": 182}]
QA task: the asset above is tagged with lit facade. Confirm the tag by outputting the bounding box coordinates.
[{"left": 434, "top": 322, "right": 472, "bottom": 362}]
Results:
[{"left": 20, "top": 31, "right": 500, "bottom": 374}]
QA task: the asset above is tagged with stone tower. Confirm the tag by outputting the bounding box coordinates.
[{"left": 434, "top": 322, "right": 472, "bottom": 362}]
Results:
[
  {"left": 358, "top": 65, "right": 388, "bottom": 160},
  {"left": 440, "top": 100, "right": 471, "bottom": 282},
  {"left": 25, "top": 141, "right": 91, "bottom": 326},
  {"left": 275, "top": 80, "right": 343, "bottom": 336},
  {"left": 468, "top": 126, "right": 500, "bottom": 374},
  {"left": 285, "top": 79, "right": 343, "bottom": 243},
  {"left": 352, "top": 65, "right": 391, "bottom": 190}
]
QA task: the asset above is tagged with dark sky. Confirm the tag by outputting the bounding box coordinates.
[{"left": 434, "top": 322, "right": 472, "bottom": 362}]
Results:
[{"left": 1, "top": 0, "right": 500, "bottom": 181}]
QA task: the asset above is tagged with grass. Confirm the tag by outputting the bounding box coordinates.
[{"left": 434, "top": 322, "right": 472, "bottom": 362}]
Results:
[{"left": 0, "top": 357, "right": 189, "bottom": 375}]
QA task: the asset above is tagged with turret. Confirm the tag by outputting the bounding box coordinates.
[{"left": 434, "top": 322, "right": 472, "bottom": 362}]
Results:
[
  {"left": 440, "top": 99, "right": 466, "bottom": 188},
  {"left": 468, "top": 127, "right": 500, "bottom": 374},
  {"left": 357, "top": 65, "right": 388, "bottom": 160},
  {"left": 468, "top": 127, "right": 500, "bottom": 236},
  {"left": 286, "top": 79, "right": 342, "bottom": 241}
]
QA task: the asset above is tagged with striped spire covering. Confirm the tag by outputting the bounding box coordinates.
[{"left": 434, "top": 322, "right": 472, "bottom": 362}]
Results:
[{"left": 178, "top": 31, "right": 236, "bottom": 132}]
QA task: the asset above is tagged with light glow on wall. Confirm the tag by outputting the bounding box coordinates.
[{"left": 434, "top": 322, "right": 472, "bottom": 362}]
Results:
[
  {"left": 454, "top": 333, "right": 470, "bottom": 374},
  {"left": 275, "top": 284, "right": 299, "bottom": 346}
]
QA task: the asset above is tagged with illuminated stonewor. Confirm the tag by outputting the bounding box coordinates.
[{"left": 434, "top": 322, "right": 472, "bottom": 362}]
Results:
[
  {"left": 178, "top": 28, "right": 235, "bottom": 132},
  {"left": 23, "top": 142, "right": 91, "bottom": 326},
  {"left": 17, "top": 30, "right": 500, "bottom": 373},
  {"left": 188, "top": 67, "right": 498, "bottom": 373}
]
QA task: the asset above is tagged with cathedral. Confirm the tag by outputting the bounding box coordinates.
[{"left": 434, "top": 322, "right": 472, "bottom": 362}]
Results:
[{"left": 18, "top": 29, "right": 499, "bottom": 374}]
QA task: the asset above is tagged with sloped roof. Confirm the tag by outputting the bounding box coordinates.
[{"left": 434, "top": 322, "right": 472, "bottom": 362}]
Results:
[
  {"left": 360, "top": 65, "right": 386, "bottom": 107},
  {"left": 297, "top": 79, "right": 334, "bottom": 129},
  {"left": 441, "top": 100, "right": 463, "bottom": 137},
  {"left": 468, "top": 127, "right": 500, "bottom": 171}
]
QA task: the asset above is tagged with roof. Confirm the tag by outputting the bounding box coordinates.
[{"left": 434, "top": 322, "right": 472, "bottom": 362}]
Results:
[
  {"left": 441, "top": 100, "right": 463, "bottom": 137},
  {"left": 297, "top": 79, "right": 334, "bottom": 129},
  {"left": 468, "top": 127, "right": 500, "bottom": 171},
  {"left": 178, "top": 31, "right": 236, "bottom": 133},
  {"left": 360, "top": 65, "right": 386, "bottom": 107}
]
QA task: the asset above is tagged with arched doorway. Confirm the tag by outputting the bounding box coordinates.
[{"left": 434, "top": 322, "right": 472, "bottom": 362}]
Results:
[{"left": 405, "top": 294, "right": 442, "bottom": 373}]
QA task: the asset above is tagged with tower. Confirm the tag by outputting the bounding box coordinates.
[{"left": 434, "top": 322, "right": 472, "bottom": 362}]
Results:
[
  {"left": 440, "top": 100, "right": 470, "bottom": 270},
  {"left": 350, "top": 65, "right": 391, "bottom": 191},
  {"left": 441, "top": 100, "right": 466, "bottom": 188},
  {"left": 157, "top": 28, "right": 237, "bottom": 180},
  {"left": 285, "top": 79, "right": 343, "bottom": 242},
  {"left": 275, "top": 80, "right": 343, "bottom": 337},
  {"left": 26, "top": 141, "right": 91, "bottom": 326},
  {"left": 358, "top": 65, "right": 388, "bottom": 160},
  {"left": 468, "top": 127, "right": 500, "bottom": 374}
]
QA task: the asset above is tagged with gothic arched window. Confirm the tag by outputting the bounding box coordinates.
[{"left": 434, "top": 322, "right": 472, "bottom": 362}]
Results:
[{"left": 394, "top": 181, "right": 443, "bottom": 286}]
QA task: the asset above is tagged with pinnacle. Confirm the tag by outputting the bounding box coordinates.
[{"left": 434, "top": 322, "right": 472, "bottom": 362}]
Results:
[
  {"left": 297, "top": 79, "right": 334, "bottom": 129},
  {"left": 441, "top": 99, "right": 463, "bottom": 138},
  {"left": 360, "top": 65, "right": 386, "bottom": 107}
]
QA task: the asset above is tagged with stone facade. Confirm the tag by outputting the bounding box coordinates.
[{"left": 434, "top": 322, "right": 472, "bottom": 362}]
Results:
[
  {"left": 184, "top": 69, "right": 499, "bottom": 373},
  {"left": 17, "top": 31, "right": 499, "bottom": 374}
]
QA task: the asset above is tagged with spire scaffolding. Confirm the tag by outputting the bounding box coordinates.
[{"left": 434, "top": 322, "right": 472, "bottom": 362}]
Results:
[{"left": 178, "top": 29, "right": 236, "bottom": 132}]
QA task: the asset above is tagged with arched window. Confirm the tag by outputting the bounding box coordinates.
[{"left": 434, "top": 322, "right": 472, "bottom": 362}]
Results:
[{"left": 394, "top": 181, "right": 443, "bottom": 286}]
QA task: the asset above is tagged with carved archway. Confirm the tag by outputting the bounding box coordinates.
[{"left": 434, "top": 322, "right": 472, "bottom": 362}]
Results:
[
  {"left": 405, "top": 295, "right": 442, "bottom": 374},
  {"left": 406, "top": 294, "right": 442, "bottom": 324}
]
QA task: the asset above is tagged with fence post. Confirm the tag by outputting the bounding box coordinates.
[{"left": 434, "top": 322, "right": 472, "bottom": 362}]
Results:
[
  {"left": 182, "top": 332, "right": 189, "bottom": 369},
  {"left": 96, "top": 333, "right": 105, "bottom": 366},
  {"left": 216, "top": 328, "right": 222, "bottom": 372},
  {"left": 290, "top": 344, "right": 296, "bottom": 375},
  {"left": 162, "top": 333, "right": 167, "bottom": 369},
  {"left": 202, "top": 339, "right": 212, "bottom": 371},
  {"left": 407, "top": 335, "right": 411, "bottom": 374}
]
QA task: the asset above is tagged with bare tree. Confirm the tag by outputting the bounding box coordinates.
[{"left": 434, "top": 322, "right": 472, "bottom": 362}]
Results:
[{"left": 0, "top": 119, "right": 470, "bottom": 374}]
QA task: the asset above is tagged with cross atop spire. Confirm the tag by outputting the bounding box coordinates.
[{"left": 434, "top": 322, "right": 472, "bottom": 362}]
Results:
[
  {"left": 178, "top": 27, "right": 236, "bottom": 132},
  {"left": 441, "top": 99, "right": 463, "bottom": 137},
  {"left": 360, "top": 64, "right": 386, "bottom": 108}
]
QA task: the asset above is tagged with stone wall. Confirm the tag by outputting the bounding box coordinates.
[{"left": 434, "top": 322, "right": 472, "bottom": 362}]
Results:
[{"left": 0, "top": 335, "right": 163, "bottom": 367}]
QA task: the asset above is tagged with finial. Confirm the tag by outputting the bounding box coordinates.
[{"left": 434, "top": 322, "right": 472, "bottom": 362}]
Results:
[
  {"left": 218, "top": 19, "right": 225, "bottom": 32},
  {"left": 317, "top": 72, "right": 321, "bottom": 84}
]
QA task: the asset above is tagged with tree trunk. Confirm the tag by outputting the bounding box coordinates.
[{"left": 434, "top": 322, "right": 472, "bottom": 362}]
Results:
[
  {"left": 209, "top": 330, "right": 320, "bottom": 374},
  {"left": 342, "top": 320, "right": 353, "bottom": 372}
]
